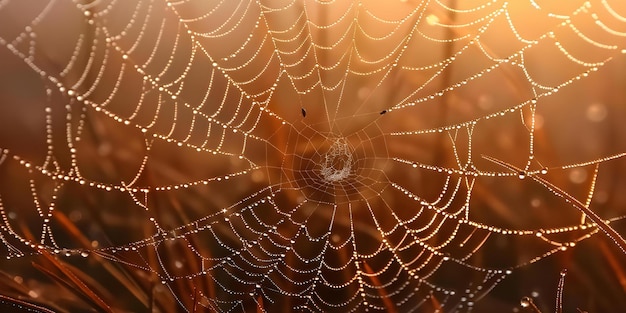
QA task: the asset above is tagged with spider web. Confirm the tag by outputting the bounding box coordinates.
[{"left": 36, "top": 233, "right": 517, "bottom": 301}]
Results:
[{"left": 0, "top": 0, "right": 625, "bottom": 312}]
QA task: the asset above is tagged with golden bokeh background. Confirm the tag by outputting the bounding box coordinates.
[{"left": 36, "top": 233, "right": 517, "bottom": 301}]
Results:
[{"left": 0, "top": 0, "right": 625, "bottom": 312}]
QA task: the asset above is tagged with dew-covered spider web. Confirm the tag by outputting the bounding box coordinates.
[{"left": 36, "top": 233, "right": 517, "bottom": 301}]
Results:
[{"left": 1, "top": 0, "right": 626, "bottom": 312}]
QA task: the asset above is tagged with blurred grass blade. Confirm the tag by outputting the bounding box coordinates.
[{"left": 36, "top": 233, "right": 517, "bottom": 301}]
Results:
[{"left": 35, "top": 251, "right": 113, "bottom": 313}]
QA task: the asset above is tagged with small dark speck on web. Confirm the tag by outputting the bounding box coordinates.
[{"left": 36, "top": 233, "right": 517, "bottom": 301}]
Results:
[
  {"left": 301, "top": 108, "right": 307, "bottom": 117},
  {"left": 380, "top": 110, "right": 387, "bottom": 115}
]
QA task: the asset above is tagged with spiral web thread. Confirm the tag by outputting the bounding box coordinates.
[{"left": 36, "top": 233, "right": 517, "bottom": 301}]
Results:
[{"left": 0, "top": 0, "right": 625, "bottom": 311}]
